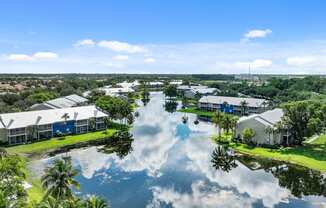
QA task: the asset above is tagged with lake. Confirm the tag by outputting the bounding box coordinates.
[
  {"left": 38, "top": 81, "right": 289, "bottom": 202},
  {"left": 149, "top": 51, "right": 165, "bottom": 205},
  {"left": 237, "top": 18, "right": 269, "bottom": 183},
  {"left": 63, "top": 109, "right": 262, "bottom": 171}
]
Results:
[{"left": 29, "top": 92, "right": 326, "bottom": 208}]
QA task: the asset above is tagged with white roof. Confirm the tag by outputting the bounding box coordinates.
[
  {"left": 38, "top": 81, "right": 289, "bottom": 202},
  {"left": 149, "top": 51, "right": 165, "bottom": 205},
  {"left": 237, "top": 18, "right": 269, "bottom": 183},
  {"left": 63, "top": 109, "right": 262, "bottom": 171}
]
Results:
[
  {"left": 190, "top": 85, "right": 208, "bottom": 90},
  {"left": 65, "top": 94, "right": 88, "bottom": 103},
  {"left": 191, "top": 88, "right": 217, "bottom": 94},
  {"left": 31, "top": 94, "right": 88, "bottom": 110},
  {"left": 238, "top": 108, "right": 284, "bottom": 127},
  {"left": 177, "top": 85, "right": 191, "bottom": 90},
  {"left": 101, "top": 87, "right": 135, "bottom": 95},
  {"left": 0, "top": 105, "right": 107, "bottom": 129},
  {"left": 199, "top": 96, "right": 267, "bottom": 108},
  {"left": 169, "top": 80, "right": 183, "bottom": 85},
  {"left": 177, "top": 85, "right": 209, "bottom": 91},
  {"left": 46, "top": 97, "right": 78, "bottom": 108},
  {"left": 117, "top": 80, "right": 140, "bottom": 88},
  {"left": 149, "top": 81, "right": 163, "bottom": 85}
]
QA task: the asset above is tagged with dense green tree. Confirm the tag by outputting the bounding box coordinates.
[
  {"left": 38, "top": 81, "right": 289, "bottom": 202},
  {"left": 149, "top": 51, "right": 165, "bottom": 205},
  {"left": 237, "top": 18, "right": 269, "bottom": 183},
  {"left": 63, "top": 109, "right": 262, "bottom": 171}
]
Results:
[
  {"left": 279, "top": 100, "right": 326, "bottom": 144},
  {"left": 242, "top": 128, "right": 255, "bottom": 144},
  {"left": 88, "top": 89, "right": 106, "bottom": 103},
  {"left": 96, "top": 96, "right": 133, "bottom": 124},
  {"left": 0, "top": 155, "right": 27, "bottom": 208},
  {"left": 27, "top": 92, "right": 57, "bottom": 103},
  {"left": 163, "top": 85, "right": 177, "bottom": 99}
]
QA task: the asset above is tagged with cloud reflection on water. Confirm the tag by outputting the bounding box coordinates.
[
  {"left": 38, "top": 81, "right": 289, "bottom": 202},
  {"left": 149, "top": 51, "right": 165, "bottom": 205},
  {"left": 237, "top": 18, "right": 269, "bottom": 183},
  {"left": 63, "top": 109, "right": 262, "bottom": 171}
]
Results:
[{"left": 29, "top": 93, "right": 325, "bottom": 208}]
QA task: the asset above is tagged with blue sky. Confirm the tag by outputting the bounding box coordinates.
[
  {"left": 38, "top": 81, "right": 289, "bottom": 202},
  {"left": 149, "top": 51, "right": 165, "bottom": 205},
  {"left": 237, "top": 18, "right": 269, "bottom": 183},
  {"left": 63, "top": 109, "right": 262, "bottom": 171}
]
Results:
[{"left": 0, "top": 0, "right": 326, "bottom": 74}]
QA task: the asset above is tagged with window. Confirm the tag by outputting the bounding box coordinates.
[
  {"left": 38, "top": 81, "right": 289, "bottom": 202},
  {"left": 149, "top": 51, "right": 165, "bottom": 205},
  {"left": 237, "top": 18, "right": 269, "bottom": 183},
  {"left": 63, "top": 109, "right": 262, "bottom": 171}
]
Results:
[
  {"left": 76, "top": 120, "right": 88, "bottom": 126},
  {"left": 38, "top": 131, "right": 52, "bottom": 139},
  {"left": 9, "top": 135, "right": 26, "bottom": 145},
  {"left": 9, "top": 128, "right": 26, "bottom": 136},
  {"left": 96, "top": 117, "right": 105, "bottom": 122},
  {"left": 76, "top": 125, "right": 88, "bottom": 134},
  {"left": 96, "top": 123, "right": 106, "bottom": 130},
  {"left": 38, "top": 124, "right": 52, "bottom": 131}
]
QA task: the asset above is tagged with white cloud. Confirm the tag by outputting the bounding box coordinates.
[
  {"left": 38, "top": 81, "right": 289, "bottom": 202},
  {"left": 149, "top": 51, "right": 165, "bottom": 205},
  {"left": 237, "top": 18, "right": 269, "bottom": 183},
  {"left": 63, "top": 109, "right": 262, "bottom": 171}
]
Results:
[
  {"left": 7, "top": 52, "right": 58, "bottom": 62},
  {"left": 33, "top": 52, "right": 58, "bottom": 60},
  {"left": 2, "top": 40, "right": 326, "bottom": 74},
  {"left": 112, "top": 55, "right": 129, "bottom": 61},
  {"left": 147, "top": 181, "right": 255, "bottom": 208},
  {"left": 8, "top": 54, "right": 33, "bottom": 62},
  {"left": 286, "top": 56, "right": 317, "bottom": 67},
  {"left": 144, "top": 58, "right": 156, "bottom": 63},
  {"left": 74, "top": 39, "right": 95, "bottom": 47},
  {"left": 97, "top": 40, "right": 147, "bottom": 53},
  {"left": 251, "top": 59, "right": 273, "bottom": 68},
  {"left": 217, "top": 59, "right": 272, "bottom": 70},
  {"left": 243, "top": 29, "right": 272, "bottom": 41}
]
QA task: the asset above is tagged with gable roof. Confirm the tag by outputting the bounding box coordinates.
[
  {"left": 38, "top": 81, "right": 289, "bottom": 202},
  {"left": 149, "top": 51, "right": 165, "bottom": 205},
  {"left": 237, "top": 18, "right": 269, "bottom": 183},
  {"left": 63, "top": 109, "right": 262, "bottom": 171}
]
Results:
[
  {"left": 238, "top": 108, "right": 284, "bottom": 127},
  {"left": 31, "top": 94, "right": 88, "bottom": 110},
  {"left": 0, "top": 105, "right": 107, "bottom": 129},
  {"left": 199, "top": 96, "right": 267, "bottom": 108}
]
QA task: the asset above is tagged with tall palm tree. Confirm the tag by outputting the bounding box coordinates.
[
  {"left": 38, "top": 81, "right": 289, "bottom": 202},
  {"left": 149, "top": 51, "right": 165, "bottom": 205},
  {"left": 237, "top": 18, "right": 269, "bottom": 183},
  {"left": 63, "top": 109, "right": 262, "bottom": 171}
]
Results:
[
  {"left": 221, "top": 114, "right": 232, "bottom": 134},
  {"left": 240, "top": 100, "right": 248, "bottom": 116},
  {"left": 84, "top": 195, "right": 109, "bottom": 208},
  {"left": 41, "top": 157, "right": 80, "bottom": 200},
  {"left": 212, "top": 111, "right": 224, "bottom": 139},
  {"left": 230, "top": 116, "right": 239, "bottom": 138}
]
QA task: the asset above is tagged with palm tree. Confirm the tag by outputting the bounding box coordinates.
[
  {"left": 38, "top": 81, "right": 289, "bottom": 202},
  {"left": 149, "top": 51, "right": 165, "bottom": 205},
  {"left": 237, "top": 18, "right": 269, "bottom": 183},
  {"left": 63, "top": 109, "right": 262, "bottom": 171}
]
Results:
[
  {"left": 41, "top": 157, "right": 80, "bottom": 200},
  {"left": 230, "top": 116, "right": 239, "bottom": 138},
  {"left": 84, "top": 195, "right": 109, "bottom": 208},
  {"left": 212, "top": 111, "right": 224, "bottom": 139},
  {"left": 240, "top": 100, "right": 248, "bottom": 116},
  {"left": 221, "top": 114, "right": 233, "bottom": 134},
  {"left": 36, "top": 196, "right": 62, "bottom": 208}
]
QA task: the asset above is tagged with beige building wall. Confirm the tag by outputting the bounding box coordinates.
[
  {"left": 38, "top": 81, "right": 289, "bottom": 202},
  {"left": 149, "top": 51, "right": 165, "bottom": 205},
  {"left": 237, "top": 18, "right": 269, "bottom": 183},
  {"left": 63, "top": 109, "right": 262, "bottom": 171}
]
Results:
[
  {"left": 236, "top": 118, "right": 282, "bottom": 145},
  {"left": 0, "top": 128, "right": 7, "bottom": 143}
]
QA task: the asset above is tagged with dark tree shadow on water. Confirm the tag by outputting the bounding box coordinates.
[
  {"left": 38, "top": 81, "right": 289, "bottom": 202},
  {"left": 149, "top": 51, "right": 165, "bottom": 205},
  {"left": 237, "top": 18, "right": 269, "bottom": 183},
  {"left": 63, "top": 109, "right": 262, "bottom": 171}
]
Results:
[{"left": 99, "top": 131, "right": 134, "bottom": 159}]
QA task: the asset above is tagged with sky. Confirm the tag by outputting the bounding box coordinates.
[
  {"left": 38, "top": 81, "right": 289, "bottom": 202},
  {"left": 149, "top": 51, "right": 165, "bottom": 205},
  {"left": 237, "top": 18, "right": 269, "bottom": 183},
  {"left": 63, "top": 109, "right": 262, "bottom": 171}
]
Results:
[{"left": 0, "top": 0, "right": 326, "bottom": 74}]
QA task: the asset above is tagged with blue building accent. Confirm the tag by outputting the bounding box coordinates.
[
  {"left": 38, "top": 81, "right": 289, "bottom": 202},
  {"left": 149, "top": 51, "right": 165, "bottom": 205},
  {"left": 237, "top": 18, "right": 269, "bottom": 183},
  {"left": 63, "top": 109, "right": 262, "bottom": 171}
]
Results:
[
  {"left": 53, "top": 120, "right": 76, "bottom": 136},
  {"left": 220, "top": 104, "right": 234, "bottom": 113}
]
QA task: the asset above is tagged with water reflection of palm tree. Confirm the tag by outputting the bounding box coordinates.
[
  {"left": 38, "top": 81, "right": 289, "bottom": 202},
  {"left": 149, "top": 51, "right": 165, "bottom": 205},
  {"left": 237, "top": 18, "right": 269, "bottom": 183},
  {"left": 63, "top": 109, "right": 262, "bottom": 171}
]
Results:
[{"left": 211, "top": 146, "right": 238, "bottom": 172}]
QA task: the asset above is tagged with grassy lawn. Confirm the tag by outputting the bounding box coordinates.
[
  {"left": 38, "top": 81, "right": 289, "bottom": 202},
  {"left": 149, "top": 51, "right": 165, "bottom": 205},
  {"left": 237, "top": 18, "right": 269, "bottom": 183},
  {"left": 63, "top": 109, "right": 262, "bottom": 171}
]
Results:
[
  {"left": 217, "top": 134, "right": 326, "bottom": 172},
  {"left": 7, "top": 128, "right": 118, "bottom": 155},
  {"left": 178, "top": 107, "right": 214, "bottom": 117}
]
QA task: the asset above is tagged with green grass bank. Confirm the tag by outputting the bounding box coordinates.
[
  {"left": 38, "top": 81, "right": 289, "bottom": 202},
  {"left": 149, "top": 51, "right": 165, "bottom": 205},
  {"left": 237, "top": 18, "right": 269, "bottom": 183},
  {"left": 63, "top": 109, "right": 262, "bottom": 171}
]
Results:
[{"left": 214, "top": 134, "right": 326, "bottom": 172}]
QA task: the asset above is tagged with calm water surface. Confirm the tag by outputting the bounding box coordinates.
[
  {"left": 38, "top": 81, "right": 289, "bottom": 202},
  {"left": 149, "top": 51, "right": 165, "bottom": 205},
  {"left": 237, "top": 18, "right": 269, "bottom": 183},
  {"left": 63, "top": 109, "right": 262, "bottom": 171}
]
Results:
[{"left": 30, "top": 92, "right": 326, "bottom": 208}]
